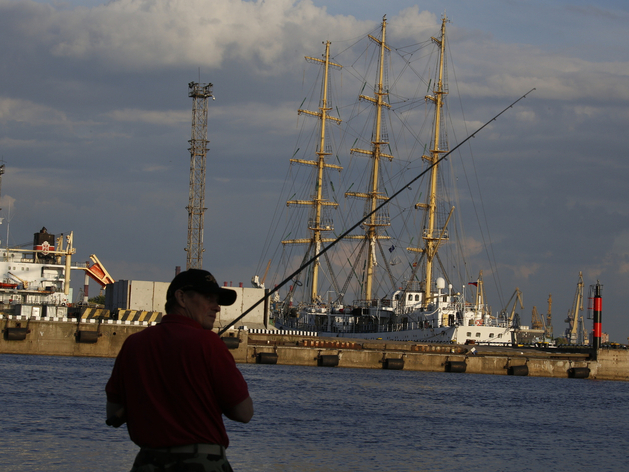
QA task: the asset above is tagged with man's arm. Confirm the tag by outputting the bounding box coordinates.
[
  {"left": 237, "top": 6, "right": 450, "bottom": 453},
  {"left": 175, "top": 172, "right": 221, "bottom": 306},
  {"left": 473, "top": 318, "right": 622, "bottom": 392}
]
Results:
[
  {"left": 106, "top": 401, "right": 126, "bottom": 427},
  {"left": 223, "top": 395, "right": 254, "bottom": 423}
]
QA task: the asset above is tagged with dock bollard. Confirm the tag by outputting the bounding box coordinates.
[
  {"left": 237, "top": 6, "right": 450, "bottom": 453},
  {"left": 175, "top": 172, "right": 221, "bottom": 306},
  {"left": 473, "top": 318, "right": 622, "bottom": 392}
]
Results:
[
  {"left": 3, "top": 327, "right": 28, "bottom": 341},
  {"left": 508, "top": 365, "right": 529, "bottom": 376},
  {"left": 257, "top": 352, "right": 278, "bottom": 364},
  {"left": 383, "top": 358, "right": 404, "bottom": 370},
  {"left": 76, "top": 330, "right": 99, "bottom": 344},
  {"left": 221, "top": 336, "right": 240, "bottom": 350},
  {"left": 317, "top": 355, "right": 339, "bottom": 367},
  {"left": 568, "top": 367, "right": 590, "bottom": 379},
  {"left": 445, "top": 361, "right": 467, "bottom": 373}
]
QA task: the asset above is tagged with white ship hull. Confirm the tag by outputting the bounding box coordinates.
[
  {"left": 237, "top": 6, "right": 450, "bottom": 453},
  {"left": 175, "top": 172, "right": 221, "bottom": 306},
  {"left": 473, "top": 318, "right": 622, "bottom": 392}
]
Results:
[
  {"left": 331, "top": 325, "right": 513, "bottom": 344},
  {"left": 277, "top": 313, "right": 514, "bottom": 345}
]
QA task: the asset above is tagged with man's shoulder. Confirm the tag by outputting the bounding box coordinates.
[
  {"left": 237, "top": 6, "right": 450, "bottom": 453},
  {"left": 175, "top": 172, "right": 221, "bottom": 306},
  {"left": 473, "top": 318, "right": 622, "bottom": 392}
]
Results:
[
  {"left": 135, "top": 317, "right": 223, "bottom": 341},
  {"left": 119, "top": 324, "right": 224, "bottom": 363},
  {"left": 121, "top": 315, "right": 225, "bottom": 349},
  {"left": 161, "top": 315, "right": 224, "bottom": 338}
]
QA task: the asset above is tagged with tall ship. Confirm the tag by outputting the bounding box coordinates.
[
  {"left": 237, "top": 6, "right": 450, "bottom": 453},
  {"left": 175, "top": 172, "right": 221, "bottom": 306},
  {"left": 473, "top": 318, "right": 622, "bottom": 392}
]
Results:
[{"left": 256, "top": 16, "right": 517, "bottom": 345}]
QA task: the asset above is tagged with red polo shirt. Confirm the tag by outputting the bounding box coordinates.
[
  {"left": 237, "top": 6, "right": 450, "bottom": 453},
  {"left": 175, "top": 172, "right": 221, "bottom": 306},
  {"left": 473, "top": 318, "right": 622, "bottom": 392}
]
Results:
[{"left": 106, "top": 314, "right": 249, "bottom": 448}]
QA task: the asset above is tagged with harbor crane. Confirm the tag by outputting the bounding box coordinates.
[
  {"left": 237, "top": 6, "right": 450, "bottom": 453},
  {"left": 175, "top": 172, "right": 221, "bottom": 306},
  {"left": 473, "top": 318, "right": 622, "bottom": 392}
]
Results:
[
  {"left": 545, "top": 294, "right": 553, "bottom": 338},
  {"left": 564, "top": 272, "right": 588, "bottom": 345},
  {"left": 500, "top": 287, "right": 524, "bottom": 327},
  {"left": 80, "top": 254, "right": 114, "bottom": 303},
  {"left": 531, "top": 295, "right": 554, "bottom": 338},
  {"left": 531, "top": 306, "right": 544, "bottom": 330}
]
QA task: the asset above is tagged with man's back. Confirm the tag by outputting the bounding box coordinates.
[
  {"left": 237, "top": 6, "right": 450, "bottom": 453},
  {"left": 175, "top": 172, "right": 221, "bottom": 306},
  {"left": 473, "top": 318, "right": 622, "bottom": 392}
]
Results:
[{"left": 106, "top": 314, "right": 250, "bottom": 448}]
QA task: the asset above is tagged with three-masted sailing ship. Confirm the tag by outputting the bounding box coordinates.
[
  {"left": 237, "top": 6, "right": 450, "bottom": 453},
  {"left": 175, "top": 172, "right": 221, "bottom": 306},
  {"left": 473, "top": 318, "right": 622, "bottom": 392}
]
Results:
[{"left": 256, "top": 16, "right": 515, "bottom": 345}]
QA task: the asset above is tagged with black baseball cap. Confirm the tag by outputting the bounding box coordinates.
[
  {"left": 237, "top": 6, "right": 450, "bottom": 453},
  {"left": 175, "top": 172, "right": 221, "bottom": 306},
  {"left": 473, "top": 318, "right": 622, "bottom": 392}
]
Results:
[{"left": 167, "top": 269, "right": 237, "bottom": 306}]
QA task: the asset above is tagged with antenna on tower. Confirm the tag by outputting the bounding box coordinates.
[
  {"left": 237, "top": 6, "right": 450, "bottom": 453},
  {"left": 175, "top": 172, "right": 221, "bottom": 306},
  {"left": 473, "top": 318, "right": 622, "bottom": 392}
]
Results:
[{"left": 185, "top": 82, "right": 213, "bottom": 270}]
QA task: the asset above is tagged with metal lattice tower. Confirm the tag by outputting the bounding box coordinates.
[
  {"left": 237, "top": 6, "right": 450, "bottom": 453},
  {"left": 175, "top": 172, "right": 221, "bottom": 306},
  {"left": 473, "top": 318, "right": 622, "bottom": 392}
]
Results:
[
  {"left": 185, "top": 82, "right": 213, "bottom": 270},
  {"left": 0, "top": 163, "right": 5, "bottom": 211}
]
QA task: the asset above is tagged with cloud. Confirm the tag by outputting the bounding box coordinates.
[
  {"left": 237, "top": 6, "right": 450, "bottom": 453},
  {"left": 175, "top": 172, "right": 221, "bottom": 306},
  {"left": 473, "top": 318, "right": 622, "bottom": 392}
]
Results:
[
  {"left": 609, "top": 231, "right": 629, "bottom": 275},
  {"left": 106, "top": 108, "right": 189, "bottom": 125},
  {"left": 454, "top": 41, "right": 629, "bottom": 102},
  {"left": 0, "top": 97, "right": 69, "bottom": 125},
  {"left": 381, "top": 6, "right": 437, "bottom": 42},
  {"left": 460, "top": 235, "right": 484, "bottom": 257},
  {"left": 142, "top": 164, "right": 168, "bottom": 173},
  {"left": 0, "top": 137, "right": 41, "bottom": 148},
  {"left": 1, "top": 0, "right": 370, "bottom": 73},
  {"left": 0, "top": 194, "right": 16, "bottom": 209}
]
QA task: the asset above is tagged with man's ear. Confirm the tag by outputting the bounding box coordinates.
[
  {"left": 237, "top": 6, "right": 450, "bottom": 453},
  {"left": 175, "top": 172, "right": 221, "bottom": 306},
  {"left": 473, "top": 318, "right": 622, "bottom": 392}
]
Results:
[{"left": 174, "top": 289, "right": 186, "bottom": 307}]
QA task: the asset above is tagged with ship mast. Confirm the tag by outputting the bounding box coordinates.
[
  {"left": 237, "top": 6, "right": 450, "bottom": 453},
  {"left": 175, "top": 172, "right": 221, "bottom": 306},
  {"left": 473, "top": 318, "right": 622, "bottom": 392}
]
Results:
[
  {"left": 283, "top": 41, "right": 343, "bottom": 303},
  {"left": 407, "top": 15, "right": 450, "bottom": 307},
  {"left": 345, "top": 16, "right": 394, "bottom": 301}
]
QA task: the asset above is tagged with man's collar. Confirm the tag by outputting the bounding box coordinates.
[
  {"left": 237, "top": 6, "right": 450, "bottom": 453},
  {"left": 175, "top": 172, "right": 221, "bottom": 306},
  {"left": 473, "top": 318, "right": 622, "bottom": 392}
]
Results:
[{"left": 161, "top": 313, "right": 203, "bottom": 329}]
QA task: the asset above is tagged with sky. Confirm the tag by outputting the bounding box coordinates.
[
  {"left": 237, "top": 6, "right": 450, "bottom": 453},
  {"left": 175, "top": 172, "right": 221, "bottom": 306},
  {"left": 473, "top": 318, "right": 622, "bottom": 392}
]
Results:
[{"left": 1, "top": 0, "right": 628, "bottom": 342}]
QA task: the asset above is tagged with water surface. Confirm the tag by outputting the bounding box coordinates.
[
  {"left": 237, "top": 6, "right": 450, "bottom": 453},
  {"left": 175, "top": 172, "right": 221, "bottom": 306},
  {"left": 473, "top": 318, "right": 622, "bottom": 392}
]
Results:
[{"left": 0, "top": 355, "right": 626, "bottom": 471}]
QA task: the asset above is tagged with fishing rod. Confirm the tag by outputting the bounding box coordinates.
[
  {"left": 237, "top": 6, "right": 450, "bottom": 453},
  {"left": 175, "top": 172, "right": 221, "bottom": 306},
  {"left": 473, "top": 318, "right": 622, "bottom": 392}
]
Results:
[{"left": 218, "top": 88, "right": 536, "bottom": 336}]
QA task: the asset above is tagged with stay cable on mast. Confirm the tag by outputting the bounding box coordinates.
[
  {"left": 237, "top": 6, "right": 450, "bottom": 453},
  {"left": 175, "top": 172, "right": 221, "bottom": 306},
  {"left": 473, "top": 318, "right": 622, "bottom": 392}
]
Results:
[{"left": 218, "top": 88, "right": 536, "bottom": 335}]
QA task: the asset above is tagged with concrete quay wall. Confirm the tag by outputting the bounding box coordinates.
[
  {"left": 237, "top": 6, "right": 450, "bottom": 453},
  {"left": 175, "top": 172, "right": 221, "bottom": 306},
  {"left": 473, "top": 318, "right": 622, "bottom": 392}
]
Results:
[
  {"left": 233, "top": 333, "right": 629, "bottom": 382},
  {"left": 1, "top": 319, "right": 628, "bottom": 382},
  {"left": 0, "top": 318, "right": 146, "bottom": 358}
]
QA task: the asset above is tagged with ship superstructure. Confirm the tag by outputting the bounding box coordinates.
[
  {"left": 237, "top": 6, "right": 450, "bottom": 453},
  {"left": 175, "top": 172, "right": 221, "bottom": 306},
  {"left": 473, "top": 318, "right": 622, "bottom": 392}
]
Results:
[{"left": 0, "top": 227, "right": 114, "bottom": 317}]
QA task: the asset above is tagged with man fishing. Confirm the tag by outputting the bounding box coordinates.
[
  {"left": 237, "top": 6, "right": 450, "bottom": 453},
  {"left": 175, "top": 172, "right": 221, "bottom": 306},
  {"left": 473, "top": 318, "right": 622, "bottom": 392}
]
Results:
[{"left": 106, "top": 269, "right": 253, "bottom": 471}]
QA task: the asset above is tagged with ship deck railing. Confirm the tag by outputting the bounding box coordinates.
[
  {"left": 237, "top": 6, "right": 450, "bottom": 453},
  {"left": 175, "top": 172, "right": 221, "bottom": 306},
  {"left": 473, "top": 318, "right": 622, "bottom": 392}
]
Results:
[
  {"left": 277, "top": 318, "right": 439, "bottom": 334},
  {"left": 352, "top": 298, "right": 393, "bottom": 308},
  {"left": 280, "top": 315, "right": 514, "bottom": 333},
  {"left": 0, "top": 254, "right": 89, "bottom": 269}
]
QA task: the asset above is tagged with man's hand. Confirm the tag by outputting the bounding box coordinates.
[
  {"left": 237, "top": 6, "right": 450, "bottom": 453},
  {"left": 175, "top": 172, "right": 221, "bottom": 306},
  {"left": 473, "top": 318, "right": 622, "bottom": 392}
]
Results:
[
  {"left": 224, "top": 396, "right": 254, "bottom": 423},
  {"left": 106, "top": 401, "right": 126, "bottom": 427}
]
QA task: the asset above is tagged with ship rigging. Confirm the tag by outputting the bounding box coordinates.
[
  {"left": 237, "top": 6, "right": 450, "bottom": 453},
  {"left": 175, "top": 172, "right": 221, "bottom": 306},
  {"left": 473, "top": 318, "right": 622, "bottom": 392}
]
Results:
[{"left": 244, "top": 15, "right": 534, "bottom": 343}]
